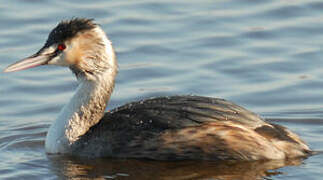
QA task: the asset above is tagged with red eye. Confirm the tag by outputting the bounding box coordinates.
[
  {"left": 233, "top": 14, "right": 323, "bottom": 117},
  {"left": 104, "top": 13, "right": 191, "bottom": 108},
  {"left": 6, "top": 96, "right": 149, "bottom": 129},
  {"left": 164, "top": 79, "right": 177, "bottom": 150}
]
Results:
[{"left": 57, "top": 44, "right": 66, "bottom": 51}]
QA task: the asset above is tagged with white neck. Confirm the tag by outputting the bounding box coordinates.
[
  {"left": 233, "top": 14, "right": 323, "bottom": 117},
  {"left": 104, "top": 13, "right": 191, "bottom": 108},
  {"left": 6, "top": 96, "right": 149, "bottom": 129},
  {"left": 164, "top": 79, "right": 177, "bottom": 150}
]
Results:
[
  {"left": 45, "top": 27, "right": 117, "bottom": 153},
  {"left": 45, "top": 69, "right": 116, "bottom": 153}
]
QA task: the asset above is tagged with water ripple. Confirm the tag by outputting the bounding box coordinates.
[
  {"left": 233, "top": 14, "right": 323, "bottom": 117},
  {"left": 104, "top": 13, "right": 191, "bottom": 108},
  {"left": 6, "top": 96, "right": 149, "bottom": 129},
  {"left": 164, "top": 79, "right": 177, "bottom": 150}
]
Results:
[{"left": 1, "top": 0, "right": 323, "bottom": 179}]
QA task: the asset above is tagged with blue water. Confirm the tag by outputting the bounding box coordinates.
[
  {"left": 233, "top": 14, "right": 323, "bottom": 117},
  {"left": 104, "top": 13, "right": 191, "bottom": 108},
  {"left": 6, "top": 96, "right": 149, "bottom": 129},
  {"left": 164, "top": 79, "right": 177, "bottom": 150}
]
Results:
[{"left": 1, "top": 0, "right": 323, "bottom": 179}]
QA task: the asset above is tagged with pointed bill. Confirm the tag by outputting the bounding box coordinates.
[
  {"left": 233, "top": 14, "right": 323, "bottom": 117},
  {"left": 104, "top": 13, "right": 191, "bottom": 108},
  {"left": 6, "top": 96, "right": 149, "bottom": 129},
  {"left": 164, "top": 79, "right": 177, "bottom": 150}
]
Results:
[{"left": 3, "top": 54, "right": 49, "bottom": 73}]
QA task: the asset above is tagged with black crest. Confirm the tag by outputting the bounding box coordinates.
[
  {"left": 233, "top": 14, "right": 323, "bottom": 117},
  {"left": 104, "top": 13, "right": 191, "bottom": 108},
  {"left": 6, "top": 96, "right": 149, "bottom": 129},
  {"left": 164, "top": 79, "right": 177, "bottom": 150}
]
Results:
[{"left": 44, "top": 18, "right": 97, "bottom": 48}]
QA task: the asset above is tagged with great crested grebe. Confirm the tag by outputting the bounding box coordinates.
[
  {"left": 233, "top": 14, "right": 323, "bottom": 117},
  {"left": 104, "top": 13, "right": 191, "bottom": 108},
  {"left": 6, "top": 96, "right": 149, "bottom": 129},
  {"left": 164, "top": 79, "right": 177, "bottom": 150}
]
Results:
[{"left": 4, "top": 18, "right": 311, "bottom": 160}]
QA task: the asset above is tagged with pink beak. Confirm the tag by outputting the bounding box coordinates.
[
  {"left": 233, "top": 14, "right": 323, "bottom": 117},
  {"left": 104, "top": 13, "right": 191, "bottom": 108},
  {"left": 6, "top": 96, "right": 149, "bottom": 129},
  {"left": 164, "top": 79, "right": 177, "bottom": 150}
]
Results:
[{"left": 3, "top": 54, "right": 49, "bottom": 73}]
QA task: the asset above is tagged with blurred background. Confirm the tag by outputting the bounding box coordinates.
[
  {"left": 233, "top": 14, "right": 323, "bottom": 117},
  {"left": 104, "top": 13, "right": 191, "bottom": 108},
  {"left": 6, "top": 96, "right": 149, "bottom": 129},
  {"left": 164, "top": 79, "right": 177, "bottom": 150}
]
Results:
[{"left": 0, "top": 0, "right": 323, "bottom": 179}]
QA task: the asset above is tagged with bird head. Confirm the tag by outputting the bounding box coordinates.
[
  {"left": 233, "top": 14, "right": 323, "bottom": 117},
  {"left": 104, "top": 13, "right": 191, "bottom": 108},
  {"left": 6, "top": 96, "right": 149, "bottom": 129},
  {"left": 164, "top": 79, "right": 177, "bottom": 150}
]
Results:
[{"left": 4, "top": 18, "right": 116, "bottom": 80}]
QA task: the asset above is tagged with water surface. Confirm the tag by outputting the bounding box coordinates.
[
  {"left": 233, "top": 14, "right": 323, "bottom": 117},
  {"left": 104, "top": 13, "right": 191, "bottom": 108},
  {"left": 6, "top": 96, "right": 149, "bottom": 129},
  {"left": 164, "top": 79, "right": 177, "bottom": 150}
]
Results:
[{"left": 1, "top": 0, "right": 323, "bottom": 179}]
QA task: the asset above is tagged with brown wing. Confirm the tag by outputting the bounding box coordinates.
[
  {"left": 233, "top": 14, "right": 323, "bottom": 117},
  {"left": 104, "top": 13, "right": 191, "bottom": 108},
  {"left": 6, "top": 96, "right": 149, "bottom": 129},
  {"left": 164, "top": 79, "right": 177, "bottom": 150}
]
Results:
[
  {"left": 105, "top": 95, "right": 267, "bottom": 129},
  {"left": 71, "top": 95, "right": 310, "bottom": 160}
]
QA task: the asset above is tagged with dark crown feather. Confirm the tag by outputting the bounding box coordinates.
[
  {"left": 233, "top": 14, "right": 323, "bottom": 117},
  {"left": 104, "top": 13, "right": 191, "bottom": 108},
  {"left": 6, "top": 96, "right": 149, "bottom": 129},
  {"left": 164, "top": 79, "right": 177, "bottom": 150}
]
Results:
[{"left": 44, "top": 18, "right": 97, "bottom": 48}]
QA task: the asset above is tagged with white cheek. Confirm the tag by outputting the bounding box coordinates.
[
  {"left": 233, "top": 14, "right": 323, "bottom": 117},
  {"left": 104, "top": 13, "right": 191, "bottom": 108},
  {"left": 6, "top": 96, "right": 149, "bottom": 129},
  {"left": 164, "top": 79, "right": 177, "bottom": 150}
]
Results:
[{"left": 48, "top": 53, "right": 69, "bottom": 66}]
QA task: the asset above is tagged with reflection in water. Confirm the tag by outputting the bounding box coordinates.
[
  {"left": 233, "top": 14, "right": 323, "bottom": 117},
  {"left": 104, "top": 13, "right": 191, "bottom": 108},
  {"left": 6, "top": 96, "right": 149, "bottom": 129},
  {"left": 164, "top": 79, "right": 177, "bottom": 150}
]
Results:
[{"left": 48, "top": 155, "right": 307, "bottom": 180}]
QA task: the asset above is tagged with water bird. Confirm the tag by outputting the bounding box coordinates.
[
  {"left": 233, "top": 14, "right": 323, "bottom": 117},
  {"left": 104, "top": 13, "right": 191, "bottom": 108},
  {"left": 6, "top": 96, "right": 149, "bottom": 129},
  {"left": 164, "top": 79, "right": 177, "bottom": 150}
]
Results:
[{"left": 3, "top": 18, "right": 311, "bottom": 160}]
